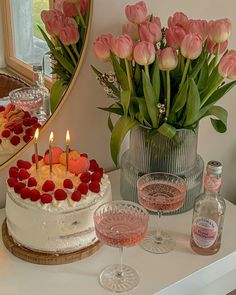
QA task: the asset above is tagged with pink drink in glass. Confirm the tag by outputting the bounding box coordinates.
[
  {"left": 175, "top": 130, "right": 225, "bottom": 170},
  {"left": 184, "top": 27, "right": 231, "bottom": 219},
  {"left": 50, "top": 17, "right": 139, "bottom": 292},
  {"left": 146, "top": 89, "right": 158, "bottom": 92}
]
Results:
[
  {"left": 138, "top": 180, "right": 186, "bottom": 213},
  {"left": 95, "top": 211, "right": 147, "bottom": 247}
]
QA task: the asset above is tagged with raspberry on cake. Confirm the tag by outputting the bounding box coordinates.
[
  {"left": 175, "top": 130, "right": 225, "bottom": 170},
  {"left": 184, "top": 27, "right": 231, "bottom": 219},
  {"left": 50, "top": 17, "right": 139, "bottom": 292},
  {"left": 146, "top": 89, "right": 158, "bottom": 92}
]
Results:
[{"left": 5, "top": 146, "right": 112, "bottom": 254}]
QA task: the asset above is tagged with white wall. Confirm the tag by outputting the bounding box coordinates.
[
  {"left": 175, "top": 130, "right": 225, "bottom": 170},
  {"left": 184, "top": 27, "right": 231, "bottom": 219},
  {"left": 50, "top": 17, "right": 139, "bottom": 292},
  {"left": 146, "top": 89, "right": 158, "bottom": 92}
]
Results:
[
  {"left": 0, "top": 0, "right": 236, "bottom": 207},
  {"left": 0, "top": 0, "right": 5, "bottom": 67}
]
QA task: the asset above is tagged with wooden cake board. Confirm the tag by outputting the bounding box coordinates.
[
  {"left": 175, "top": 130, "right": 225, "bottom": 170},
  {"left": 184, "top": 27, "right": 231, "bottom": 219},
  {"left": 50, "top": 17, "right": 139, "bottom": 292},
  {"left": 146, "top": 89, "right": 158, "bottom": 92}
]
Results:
[{"left": 2, "top": 219, "right": 102, "bottom": 265}]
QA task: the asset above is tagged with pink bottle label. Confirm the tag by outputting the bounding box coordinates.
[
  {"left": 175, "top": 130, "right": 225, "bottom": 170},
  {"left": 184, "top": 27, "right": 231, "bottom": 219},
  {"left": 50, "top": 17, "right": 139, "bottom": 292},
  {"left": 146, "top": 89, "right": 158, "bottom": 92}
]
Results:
[
  {"left": 192, "top": 217, "right": 218, "bottom": 248},
  {"left": 204, "top": 175, "right": 221, "bottom": 192}
]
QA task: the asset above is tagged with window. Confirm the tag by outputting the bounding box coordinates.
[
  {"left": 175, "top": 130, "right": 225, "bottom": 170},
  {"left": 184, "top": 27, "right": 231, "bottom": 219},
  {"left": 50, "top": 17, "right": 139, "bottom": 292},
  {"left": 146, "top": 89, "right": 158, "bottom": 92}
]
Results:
[{"left": 1, "top": 0, "right": 54, "bottom": 88}]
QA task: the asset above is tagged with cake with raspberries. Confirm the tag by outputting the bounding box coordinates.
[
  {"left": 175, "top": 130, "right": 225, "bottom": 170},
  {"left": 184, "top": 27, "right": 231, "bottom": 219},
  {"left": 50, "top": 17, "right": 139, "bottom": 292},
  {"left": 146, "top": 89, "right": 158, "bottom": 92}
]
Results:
[
  {"left": 5, "top": 147, "right": 112, "bottom": 253},
  {"left": 0, "top": 103, "right": 41, "bottom": 165}
]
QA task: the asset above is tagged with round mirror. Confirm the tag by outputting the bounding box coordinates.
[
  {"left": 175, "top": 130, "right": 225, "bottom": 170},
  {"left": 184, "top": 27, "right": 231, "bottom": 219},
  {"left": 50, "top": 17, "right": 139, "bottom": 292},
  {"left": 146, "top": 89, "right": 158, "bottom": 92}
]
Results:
[{"left": 0, "top": 0, "right": 93, "bottom": 169}]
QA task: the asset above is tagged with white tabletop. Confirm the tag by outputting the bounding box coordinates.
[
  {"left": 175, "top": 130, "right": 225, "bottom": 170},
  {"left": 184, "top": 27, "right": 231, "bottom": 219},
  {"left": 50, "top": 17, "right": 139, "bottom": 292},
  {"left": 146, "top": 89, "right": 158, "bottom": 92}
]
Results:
[{"left": 0, "top": 169, "right": 236, "bottom": 295}]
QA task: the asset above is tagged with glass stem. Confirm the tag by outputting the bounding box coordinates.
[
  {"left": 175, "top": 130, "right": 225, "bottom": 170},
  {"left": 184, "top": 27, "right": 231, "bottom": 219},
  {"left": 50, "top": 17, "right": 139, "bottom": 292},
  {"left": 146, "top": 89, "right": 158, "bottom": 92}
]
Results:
[
  {"left": 118, "top": 247, "right": 124, "bottom": 277},
  {"left": 155, "top": 211, "right": 162, "bottom": 243}
]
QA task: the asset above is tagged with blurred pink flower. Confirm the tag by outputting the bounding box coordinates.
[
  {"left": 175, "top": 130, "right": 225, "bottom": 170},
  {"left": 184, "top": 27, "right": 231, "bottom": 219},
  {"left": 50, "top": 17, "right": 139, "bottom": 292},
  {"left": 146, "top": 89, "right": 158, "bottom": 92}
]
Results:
[
  {"left": 218, "top": 50, "right": 236, "bottom": 79},
  {"left": 41, "top": 10, "right": 64, "bottom": 35},
  {"left": 181, "top": 33, "right": 203, "bottom": 60},
  {"left": 146, "top": 15, "right": 161, "bottom": 28},
  {"left": 209, "top": 18, "right": 231, "bottom": 43},
  {"left": 125, "top": 1, "right": 147, "bottom": 24},
  {"left": 59, "top": 17, "right": 80, "bottom": 45},
  {"left": 168, "top": 12, "right": 189, "bottom": 31},
  {"left": 207, "top": 40, "right": 228, "bottom": 55},
  {"left": 133, "top": 41, "right": 155, "bottom": 65},
  {"left": 111, "top": 34, "right": 134, "bottom": 59},
  {"left": 93, "top": 34, "right": 113, "bottom": 62},
  {"left": 139, "top": 20, "right": 162, "bottom": 44},
  {"left": 122, "top": 23, "right": 139, "bottom": 41},
  {"left": 62, "top": 0, "right": 88, "bottom": 17},
  {"left": 166, "top": 25, "right": 186, "bottom": 49},
  {"left": 54, "top": 0, "right": 66, "bottom": 12},
  {"left": 188, "top": 19, "right": 209, "bottom": 41},
  {"left": 157, "top": 47, "right": 178, "bottom": 71}
]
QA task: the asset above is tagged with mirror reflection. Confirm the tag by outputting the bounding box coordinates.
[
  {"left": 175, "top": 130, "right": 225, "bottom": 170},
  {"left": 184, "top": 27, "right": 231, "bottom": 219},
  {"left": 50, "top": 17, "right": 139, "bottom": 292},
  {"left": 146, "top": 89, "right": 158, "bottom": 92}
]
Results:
[{"left": 0, "top": 0, "right": 91, "bottom": 166}]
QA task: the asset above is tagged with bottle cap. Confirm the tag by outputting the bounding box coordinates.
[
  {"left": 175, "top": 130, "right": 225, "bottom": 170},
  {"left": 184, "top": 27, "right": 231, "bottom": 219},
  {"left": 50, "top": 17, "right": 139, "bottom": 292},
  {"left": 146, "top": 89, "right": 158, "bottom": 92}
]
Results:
[{"left": 206, "top": 160, "right": 223, "bottom": 175}]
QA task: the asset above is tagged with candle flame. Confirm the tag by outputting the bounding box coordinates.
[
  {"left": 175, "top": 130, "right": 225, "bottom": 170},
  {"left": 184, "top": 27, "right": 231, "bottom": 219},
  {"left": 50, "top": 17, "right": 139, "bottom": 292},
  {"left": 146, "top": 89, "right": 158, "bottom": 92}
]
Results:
[
  {"left": 66, "top": 130, "right": 70, "bottom": 145},
  {"left": 34, "top": 128, "right": 39, "bottom": 142},
  {"left": 49, "top": 132, "right": 54, "bottom": 144}
]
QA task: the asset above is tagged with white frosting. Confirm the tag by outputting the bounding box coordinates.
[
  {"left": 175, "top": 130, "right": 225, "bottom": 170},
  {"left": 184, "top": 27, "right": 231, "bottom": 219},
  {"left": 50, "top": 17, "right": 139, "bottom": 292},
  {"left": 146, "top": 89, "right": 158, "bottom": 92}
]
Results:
[{"left": 5, "top": 170, "right": 112, "bottom": 253}]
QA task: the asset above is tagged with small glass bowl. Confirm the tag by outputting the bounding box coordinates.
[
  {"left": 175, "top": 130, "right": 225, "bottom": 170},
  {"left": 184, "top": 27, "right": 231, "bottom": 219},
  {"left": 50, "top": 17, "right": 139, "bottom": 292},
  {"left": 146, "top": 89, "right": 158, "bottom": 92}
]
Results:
[{"left": 9, "top": 87, "right": 44, "bottom": 111}]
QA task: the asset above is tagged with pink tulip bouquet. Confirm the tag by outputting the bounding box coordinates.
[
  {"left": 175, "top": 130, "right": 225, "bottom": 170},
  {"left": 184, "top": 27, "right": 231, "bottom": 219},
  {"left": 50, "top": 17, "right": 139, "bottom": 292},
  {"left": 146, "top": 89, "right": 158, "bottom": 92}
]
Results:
[
  {"left": 92, "top": 1, "right": 236, "bottom": 165},
  {"left": 39, "top": 0, "right": 89, "bottom": 111}
]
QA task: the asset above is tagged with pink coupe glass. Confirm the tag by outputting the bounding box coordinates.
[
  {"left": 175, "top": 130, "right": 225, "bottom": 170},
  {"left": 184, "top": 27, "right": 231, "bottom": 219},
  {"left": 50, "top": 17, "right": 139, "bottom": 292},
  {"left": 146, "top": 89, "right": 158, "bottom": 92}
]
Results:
[
  {"left": 137, "top": 172, "right": 187, "bottom": 254},
  {"left": 94, "top": 200, "right": 149, "bottom": 293}
]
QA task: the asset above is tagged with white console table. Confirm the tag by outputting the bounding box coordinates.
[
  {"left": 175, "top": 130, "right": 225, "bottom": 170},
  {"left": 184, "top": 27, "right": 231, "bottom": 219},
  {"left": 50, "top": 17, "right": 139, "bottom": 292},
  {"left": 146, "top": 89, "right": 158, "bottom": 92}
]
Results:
[{"left": 0, "top": 170, "right": 235, "bottom": 295}]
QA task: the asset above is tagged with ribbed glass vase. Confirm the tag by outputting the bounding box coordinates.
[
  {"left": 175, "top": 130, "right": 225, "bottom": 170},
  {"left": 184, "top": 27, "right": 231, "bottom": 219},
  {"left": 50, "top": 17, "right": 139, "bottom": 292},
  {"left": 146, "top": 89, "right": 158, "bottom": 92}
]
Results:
[{"left": 120, "top": 126, "right": 204, "bottom": 214}]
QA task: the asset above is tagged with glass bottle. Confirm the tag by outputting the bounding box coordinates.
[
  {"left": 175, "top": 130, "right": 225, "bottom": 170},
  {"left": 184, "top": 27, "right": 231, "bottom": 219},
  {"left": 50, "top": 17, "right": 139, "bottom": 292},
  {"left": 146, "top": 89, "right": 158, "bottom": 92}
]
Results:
[
  {"left": 32, "top": 64, "right": 51, "bottom": 124},
  {"left": 190, "top": 160, "right": 226, "bottom": 255}
]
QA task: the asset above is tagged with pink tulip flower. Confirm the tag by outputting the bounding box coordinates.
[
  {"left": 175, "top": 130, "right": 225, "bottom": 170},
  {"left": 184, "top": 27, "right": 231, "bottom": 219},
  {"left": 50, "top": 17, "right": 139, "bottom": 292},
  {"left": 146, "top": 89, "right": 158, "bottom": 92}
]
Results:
[
  {"left": 133, "top": 41, "right": 155, "bottom": 65},
  {"left": 111, "top": 34, "right": 134, "bottom": 59},
  {"left": 218, "top": 50, "right": 236, "bottom": 79},
  {"left": 146, "top": 15, "right": 161, "bottom": 28},
  {"left": 93, "top": 34, "right": 113, "bottom": 62},
  {"left": 168, "top": 12, "right": 189, "bottom": 31},
  {"left": 188, "top": 19, "right": 209, "bottom": 41},
  {"left": 59, "top": 17, "right": 80, "bottom": 45},
  {"left": 181, "top": 33, "right": 203, "bottom": 60},
  {"left": 207, "top": 40, "right": 228, "bottom": 55},
  {"left": 166, "top": 25, "right": 186, "bottom": 49},
  {"left": 122, "top": 23, "right": 139, "bottom": 41},
  {"left": 139, "top": 20, "right": 162, "bottom": 44},
  {"left": 54, "top": 0, "right": 66, "bottom": 12},
  {"left": 62, "top": 0, "right": 88, "bottom": 17},
  {"left": 125, "top": 1, "right": 147, "bottom": 24},
  {"left": 41, "top": 10, "right": 64, "bottom": 36},
  {"left": 209, "top": 18, "right": 231, "bottom": 43},
  {"left": 157, "top": 47, "right": 178, "bottom": 71}
]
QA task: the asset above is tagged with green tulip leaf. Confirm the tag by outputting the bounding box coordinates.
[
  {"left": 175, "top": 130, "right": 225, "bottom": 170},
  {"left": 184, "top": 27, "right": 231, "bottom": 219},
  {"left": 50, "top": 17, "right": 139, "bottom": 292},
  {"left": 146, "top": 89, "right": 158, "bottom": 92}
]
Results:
[
  {"left": 142, "top": 70, "right": 158, "bottom": 128},
  {"left": 135, "top": 97, "right": 151, "bottom": 126},
  {"left": 134, "top": 63, "right": 142, "bottom": 86},
  {"left": 110, "top": 117, "right": 139, "bottom": 165},
  {"left": 51, "top": 49, "right": 75, "bottom": 75},
  {"left": 108, "top": 114, "right": 114, "bottom": 132},
  {"left": 50, "top": 80, "right": 67, "bottom": 113},
  {"left": 37, "top": 26, "right": 55, "bottom": 50},
  {"left": 197, "top": 59, "right": 209, "bottom": 90},
  {"left": 184, "top": 78, "right": 200, "bottom": 127},
  {"left": 110, "top": 51, "right": 129, "bottom": 91},
  {"left": 98, "top": 103, "right": 124, "bottom": 116},
  {"left": 189, "top": 54, "right": 206, "bottom": 80},
  {"left": 158, "top": 122, "right": 176, "bottom": 139},
  {"left": 121, "top": 90, "right": 131, "bottom": 117},
  {"left": 171, "top": 79, "right": 189, "bottom": 113},
  {"left": 151, "top": 57, "right": 160, "bottom": 103},
  {"left": 205, "top": 105, "right": 228, "bottom": 133}
]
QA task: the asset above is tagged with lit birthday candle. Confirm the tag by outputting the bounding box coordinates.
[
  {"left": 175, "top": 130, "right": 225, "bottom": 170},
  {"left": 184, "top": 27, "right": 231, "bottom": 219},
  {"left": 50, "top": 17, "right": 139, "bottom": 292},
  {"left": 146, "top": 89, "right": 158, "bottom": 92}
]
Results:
[
  {"left": 66, "top": 130, "right": 70, "bottom": 174},
  {"left": 34, "top": 128, "right": 39, "bottom": 172},
  {"left": 49, "top": 132, "right": 54, "bottom": 177}
]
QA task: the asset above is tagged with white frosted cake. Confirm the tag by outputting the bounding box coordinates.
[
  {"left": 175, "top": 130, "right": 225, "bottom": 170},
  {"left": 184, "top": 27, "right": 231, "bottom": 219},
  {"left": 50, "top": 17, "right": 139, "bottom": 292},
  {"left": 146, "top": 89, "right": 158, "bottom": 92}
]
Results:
[
  {"left": 0, "top": 103, "right": 41, "bottom": 165},
  {"left": 5, "top": 148, "right": 112, "bottom": 253}
]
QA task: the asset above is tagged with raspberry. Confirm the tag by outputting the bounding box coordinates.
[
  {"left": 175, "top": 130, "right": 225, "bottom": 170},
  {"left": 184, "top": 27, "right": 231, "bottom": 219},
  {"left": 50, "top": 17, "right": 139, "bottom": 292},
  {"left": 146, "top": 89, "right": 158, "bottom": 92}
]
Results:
[
  {"left": 41, "top": 193, "right": 53, "bottom": 204},
  {"left": 42, "top": 180, "right": 55, "bottom": 192},
  {"left": 23, "top": 134, "right": 31, "bottom": 143},
  {"left": 77, "top": 183, "right": 88, "bottom": 195},
  {"left": 97, "top": 167, "right": 104, "bottom": 178},
  {"left": 89, "top": 181, "right": 100, "bottom": 193},
  {"left": 91, "top": 171, "right": 102, "bottom": 182},
  {"left": 25, "top": 127, "right": 35, "bottom": 137},
  {"left": 19, "top": 168, "right": 30, "bottom": 180},
  {"left": 10, "top": 135, "right": 20, "bottom": 146},
  {"left": 80, "top": 153, "right": 88, "bottom": 158},
  {"left": 28, "top": 177, "right": 37, "bottom": 187},
  {"left": 32, "top": 154, "right": 43, "bottom": 163},
  {"left": 31, "top": 189, "right": 41, "bottom": 201},
  {"left": 80, "top": 172, "right": 91, "bottom": 183},
  {"left": 23, "top": 111, "right": 31, "bottom": 119},
  {"left": 0, "top": 105, "right": 5, "bottom": 112},
  {"left": 33, "top": 123, "right": 41, "bottom": 129},
  {"left": 20, "top": 188, "right": 32, "bottom": 199},
  {"left": 9, "top": 167, "right": 19, "bottom": 178},
  {"left": 13, "top": 125, "right": 23, "bottom": 135},
  {"left": 54, "top": 189, "right": 67, "bottom": 201},
  {"left": 17, "top": 160, "right": 24, "bottom": 168},
  {"left": 30, "top": 117, "right": 38, "bottom": 125},
  {"left": 21, "top": 161, "right": 32, "bottom": 169},
  {"left": 63, "top": 179, "right": 73, "bottom": 189},
  {"left": 23, "top": 118, "right": 31, "bottom": 126},
  {"left": 89, "top": 159, "right": 99, "bottom": 172},
  {"left": 2, "top": 129, "right": 11, "bottom": 138},
  {"left": 71, "top": 190, "right": 82, "bottom": 202},
  {"left": 14, "top": 182, "right": 26, "bottom": 194},
  {"left": 7, "top": 177, "right": 17, "bottom": 187}
]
